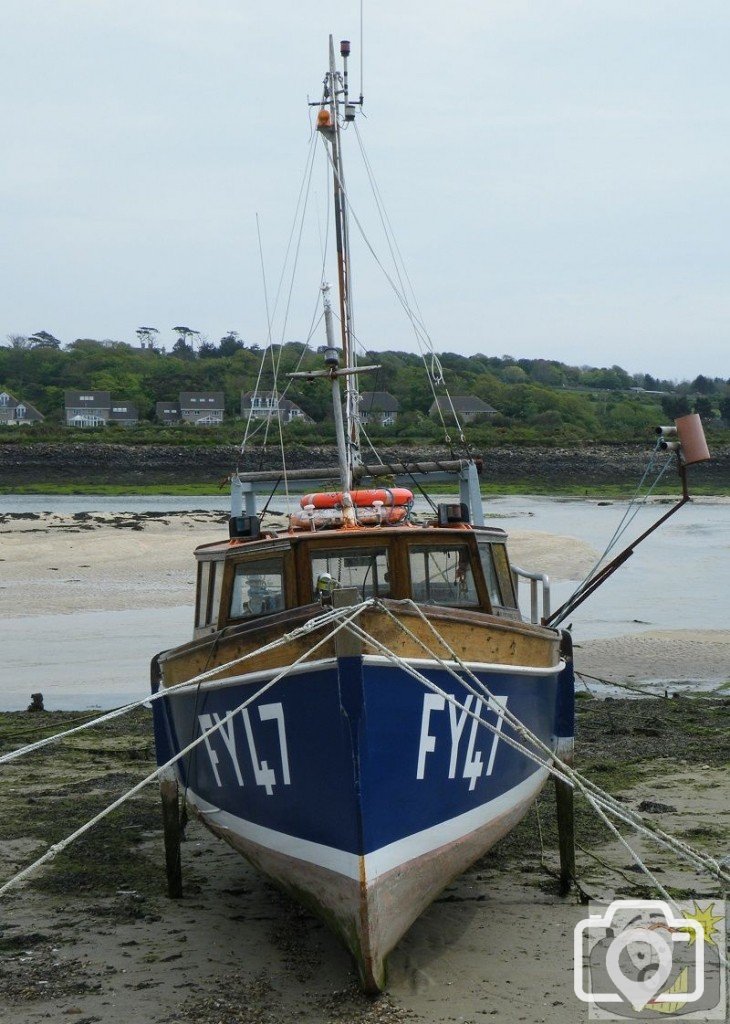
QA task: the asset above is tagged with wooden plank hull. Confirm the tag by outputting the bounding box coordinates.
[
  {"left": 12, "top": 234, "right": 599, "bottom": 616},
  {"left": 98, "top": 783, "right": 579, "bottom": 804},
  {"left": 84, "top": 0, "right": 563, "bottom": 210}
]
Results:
[{"left": 185, "top": 765, "right": 548, "bottom": 990}]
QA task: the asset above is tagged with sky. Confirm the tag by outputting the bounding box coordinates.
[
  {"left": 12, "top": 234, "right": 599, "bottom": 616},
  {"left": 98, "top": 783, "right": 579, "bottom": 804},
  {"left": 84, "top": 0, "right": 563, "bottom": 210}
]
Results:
[{"left": 1, "top": 1, "right": 729, "bottom": 381}]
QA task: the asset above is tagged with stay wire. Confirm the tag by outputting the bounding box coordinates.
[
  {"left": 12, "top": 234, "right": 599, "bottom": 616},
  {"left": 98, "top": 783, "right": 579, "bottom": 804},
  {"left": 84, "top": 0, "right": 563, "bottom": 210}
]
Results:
[{"left": 353, "top": 123, "right": 466, "bottom": 447}]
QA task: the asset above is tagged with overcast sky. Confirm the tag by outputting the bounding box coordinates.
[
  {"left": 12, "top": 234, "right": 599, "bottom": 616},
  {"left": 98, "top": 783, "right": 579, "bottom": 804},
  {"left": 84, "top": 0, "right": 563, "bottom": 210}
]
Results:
[{"left": 2, "top": 1, "right": 728, "bottom": 380}]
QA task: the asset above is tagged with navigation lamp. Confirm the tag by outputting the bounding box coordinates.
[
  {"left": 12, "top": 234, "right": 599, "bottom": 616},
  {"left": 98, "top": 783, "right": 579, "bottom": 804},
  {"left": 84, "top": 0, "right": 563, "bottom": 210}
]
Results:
[
  {"left": 345, "top": 103, "right": 356, "bottom": 122},
  {"left": 317, "top": 108, "right": 332, "bottom": 130},
  {"left": 675, "top": 413, "right": 711, "bottom": 465},
  {"left": 323, "top": 345, "right": 340, "bottom": 367},
  {"left": 303, "top": 503, "right": 317, "bottom": 532},
  {"left": 340, "top": 39, "right": 351, "bottom": 57}
]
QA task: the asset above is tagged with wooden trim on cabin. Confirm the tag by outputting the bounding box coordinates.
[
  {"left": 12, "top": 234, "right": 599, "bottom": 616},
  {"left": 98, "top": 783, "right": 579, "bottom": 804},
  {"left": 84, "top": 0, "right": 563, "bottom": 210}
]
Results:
[{"left": 159, "top": 597, "right": 559, "bottom": 691}]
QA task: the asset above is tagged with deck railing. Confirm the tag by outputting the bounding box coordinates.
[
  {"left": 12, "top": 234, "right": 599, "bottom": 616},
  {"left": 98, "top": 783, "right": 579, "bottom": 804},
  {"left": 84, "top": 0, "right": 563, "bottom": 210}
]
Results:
[{"left": 511, "top": 566, "right": 551, "bottom": 625}]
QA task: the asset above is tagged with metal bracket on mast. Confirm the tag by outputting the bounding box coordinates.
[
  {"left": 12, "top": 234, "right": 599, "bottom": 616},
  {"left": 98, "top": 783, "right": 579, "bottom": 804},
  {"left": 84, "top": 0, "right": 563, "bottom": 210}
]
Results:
[{"left": 459, "top": 461, "right": 484, "bottom": 527}]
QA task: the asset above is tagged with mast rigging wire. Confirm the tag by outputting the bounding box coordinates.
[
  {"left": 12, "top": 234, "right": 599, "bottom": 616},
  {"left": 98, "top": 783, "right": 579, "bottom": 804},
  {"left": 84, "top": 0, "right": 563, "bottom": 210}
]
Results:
[{"left": 321, "top": 131, "right": 467, "bottom": 449}]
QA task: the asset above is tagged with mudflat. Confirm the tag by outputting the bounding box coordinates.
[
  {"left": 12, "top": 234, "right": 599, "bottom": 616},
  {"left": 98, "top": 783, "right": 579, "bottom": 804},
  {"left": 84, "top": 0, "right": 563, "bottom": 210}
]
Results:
[{"left": 0, "top": 697, "right": 727, "bottom": 1024}]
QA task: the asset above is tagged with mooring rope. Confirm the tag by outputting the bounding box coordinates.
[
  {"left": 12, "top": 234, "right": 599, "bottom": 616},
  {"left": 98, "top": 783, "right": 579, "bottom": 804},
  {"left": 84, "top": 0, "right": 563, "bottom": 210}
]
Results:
[
  {"left": 0, "top": 601, "right": 373, "bottom": 897},
  {"left": 380, "top": 601, "right": 728, "bottom": 883},
  {"left": 342, "top": 614, "right": 728, "bottom": 938},
  {"left": 349, "top": 603, "right": 728, "bottom": 889},
  {"left": 0, "top": 601, "right": 375, "bottom": 767},
  {"left": 2, "top": 599, "right": 725, "bottom": 926}
]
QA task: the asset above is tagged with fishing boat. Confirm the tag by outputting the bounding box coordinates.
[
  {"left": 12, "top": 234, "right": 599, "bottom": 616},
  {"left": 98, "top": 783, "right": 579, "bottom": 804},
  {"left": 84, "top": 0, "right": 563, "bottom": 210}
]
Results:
[{"left": 149, "top": 37, "right": 709, "bottom": 990}]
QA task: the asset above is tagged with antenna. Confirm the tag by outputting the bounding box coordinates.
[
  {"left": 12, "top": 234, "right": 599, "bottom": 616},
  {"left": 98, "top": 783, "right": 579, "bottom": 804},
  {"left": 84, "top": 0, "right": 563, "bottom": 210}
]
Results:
[
  {"left": 341, "top": 39, "right": 357, "bottom": 122},
  {"left": 359, "top": 0, "right": 365, "bottom": 105}
]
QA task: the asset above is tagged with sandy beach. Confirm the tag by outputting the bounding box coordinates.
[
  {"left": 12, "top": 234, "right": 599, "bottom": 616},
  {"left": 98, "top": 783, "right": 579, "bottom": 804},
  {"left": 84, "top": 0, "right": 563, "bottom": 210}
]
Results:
[{"left": 0, "top": 510, "right": 727, "bottom": 1022}]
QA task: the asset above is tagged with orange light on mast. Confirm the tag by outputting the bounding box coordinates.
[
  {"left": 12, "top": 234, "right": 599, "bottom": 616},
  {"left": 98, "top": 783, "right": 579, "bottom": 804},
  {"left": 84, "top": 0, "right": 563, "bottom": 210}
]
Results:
[{"left": 317, "top": 108, "right": 331, "bottom": 129}]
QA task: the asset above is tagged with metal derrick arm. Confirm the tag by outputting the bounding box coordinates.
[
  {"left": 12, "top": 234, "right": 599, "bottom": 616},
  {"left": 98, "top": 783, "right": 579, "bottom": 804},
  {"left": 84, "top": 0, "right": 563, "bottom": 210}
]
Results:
[
  {"left": 544, "top": 458, "right": 691, "bottom": 628},
  {"left": 235, "top": 457, "right": 483, "bottom": 485}
]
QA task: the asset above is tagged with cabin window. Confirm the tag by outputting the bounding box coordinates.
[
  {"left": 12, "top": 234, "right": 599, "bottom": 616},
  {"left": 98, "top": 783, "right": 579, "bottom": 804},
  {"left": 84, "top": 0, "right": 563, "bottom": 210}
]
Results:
[
  {"left": 310, "top": 548, "right": 390, "bottom": 600},
  {"left": 196, "top": 560, "right": 225, "bottom": 627},
  {"left": 230, "top": 558, "right": 285, "bottom": 619},
  {"left": 196, "top": 561, "right": 212, "bottom": 627},
  {"left": 208, "top": 560, "right": 224, "bottom": 625},
  {"left": 477, "top": 541, "right": 517, "bottom": 609},
  {"left": 409, "top": 544, "right": 478, "bottom": 607}
]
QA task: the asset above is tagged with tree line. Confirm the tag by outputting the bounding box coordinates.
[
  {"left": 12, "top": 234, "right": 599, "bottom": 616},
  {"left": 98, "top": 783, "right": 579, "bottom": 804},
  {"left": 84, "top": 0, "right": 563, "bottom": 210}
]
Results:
[{"left": 2, "top": 333, "right": 729, "bottom": 446}]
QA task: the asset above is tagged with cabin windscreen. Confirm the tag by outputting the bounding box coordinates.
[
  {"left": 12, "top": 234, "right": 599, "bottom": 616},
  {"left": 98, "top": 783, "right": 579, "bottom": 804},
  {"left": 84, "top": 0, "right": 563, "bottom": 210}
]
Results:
[
  {"left": 310, "top": 548, "right": 390, "bottom": 601},
  {"left": 409, "top": 544, "right": 479, "bottom": 608},
  {"left": 196, "top": 559, "right": 225, "bottom": 628},
  {"left": 230, "top": 558, "right": 285, "bottom": 619},
  {"left": 196, "top": 561, "right": 211, "bottom": 626},
  {"left": 476, "top": 540, "right": 517, "bottom": 609}
]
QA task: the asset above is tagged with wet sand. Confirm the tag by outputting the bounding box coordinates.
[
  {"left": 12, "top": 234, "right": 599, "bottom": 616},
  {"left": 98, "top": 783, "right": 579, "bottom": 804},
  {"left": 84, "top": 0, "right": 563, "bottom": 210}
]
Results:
[{"left": 0, "top": 511, "right": 727, "bottom": 1022}]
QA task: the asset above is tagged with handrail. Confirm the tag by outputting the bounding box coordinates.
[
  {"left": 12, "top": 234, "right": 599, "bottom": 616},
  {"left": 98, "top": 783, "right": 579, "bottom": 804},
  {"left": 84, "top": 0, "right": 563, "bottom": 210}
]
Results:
[{"left": 511, "top": 565, "right": 551, "bottom": 625}]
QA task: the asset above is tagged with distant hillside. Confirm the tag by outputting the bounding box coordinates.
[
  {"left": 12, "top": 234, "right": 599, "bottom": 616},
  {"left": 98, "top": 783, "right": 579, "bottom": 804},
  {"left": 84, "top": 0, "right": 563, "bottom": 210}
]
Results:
[{"left": 1, "top": 337, "right": 728, "bottom": 446}]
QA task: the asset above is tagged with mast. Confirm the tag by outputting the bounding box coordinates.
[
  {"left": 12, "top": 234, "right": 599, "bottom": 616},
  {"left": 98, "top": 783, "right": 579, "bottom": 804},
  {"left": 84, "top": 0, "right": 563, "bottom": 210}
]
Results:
[{"left": 327, "top": 37, "right": 361, "bottom": 479}]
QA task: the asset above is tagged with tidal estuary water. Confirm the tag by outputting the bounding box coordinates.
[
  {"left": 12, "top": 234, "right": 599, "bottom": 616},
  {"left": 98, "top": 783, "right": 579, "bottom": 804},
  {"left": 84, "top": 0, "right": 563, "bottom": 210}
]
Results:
[{"left": 1, "top": 493, "right": 727, "bottom": 710}]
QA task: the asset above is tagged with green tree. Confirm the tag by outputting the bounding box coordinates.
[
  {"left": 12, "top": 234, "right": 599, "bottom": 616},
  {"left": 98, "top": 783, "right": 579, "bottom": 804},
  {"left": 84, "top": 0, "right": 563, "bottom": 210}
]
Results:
[
  {"left": 661, "top": 394, "right": 691, "bottom": 419},
  {"left": 29, "top": 330, "right": 62, "bottom": 349},
  {"left": 693, "top": 396, "right": 714, "bottom": 420}
]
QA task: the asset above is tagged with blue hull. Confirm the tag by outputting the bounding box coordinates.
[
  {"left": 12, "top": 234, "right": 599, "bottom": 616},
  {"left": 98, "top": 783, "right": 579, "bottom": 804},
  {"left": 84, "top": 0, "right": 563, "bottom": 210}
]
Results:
[{"left": 153, "top": 652, "right": 569, "bottom": 986}]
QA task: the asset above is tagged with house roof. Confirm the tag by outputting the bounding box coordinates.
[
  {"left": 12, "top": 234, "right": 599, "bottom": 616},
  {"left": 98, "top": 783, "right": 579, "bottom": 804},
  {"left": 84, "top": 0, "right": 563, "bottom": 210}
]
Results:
[
  {"left": 109, "top": 403, "right": 138, "bottom": 421},
  {"left": 0, "top": 391, "right": 44, "bottom": 423},
  {"left": 64, "top": 390, "right": 111, "bottom": 408},
  {"left": 359, "top": 391, "right": 400, "bottom": 412},
  {"left": 429, "top": 395, "right": 497, "bottom": 415},
  {"left": 0, "top": 391, "right": 44, "bottom": 420},
  {"left": 179, "top": 392, "right": 224, "bottom": 410},
  {"left": 156, "top": 402, "right": 181, "bottom": 415}
]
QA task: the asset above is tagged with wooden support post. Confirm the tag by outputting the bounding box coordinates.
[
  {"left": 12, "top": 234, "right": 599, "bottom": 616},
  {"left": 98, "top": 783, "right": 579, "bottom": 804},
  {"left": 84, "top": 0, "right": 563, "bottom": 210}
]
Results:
[
  {"left": 160, "top": 767, "right": 183, "bottom": 898},
  {"left": 555, "top": 770, "right": 576, "bottom": 896},
  {"left": 555, "top": 630, "right": 576, "bottom": 896}
]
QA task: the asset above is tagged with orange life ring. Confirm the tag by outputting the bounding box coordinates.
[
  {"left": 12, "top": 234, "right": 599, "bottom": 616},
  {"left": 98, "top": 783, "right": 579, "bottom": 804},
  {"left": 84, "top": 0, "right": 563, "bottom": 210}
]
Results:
[
  {"left": 290, "top": 504, "right": 409, "bottom": 530},
  {"left": 299, "top": 488, "right": 413, "bottom": 510}
]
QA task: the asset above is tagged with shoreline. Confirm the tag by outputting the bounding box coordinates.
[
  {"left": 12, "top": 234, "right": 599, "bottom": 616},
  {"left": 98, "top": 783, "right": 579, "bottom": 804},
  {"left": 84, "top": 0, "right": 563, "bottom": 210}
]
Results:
[{"left": 2, "top": 441, "right": 730, "bottom": 490}]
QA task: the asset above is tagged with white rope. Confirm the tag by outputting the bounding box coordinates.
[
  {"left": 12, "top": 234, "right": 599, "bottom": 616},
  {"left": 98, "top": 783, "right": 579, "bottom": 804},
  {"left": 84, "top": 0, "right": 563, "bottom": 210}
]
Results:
[
  {"left": 352, "top": 621, "right": 727, "bottom": 905},
  {"left": 4, "top": 597, "right": 724, "bottom": 920},
  {"left": 240, "top": 131, "right": 319, "bottom": 459},
  {"left": 0, "top": 603, "right": 371, "bottom": 767},
  {"left": 346, "top": 603, "right": 727, "bottom": 887},
  {"left": 352, "top": 122, "right": 465, "bottom": 445},
  {"left": 0, "top": 601, "right": 374, "bottom": 897},
  {"left": 378, "top": 601, "right": 727, "bottom": 882}
]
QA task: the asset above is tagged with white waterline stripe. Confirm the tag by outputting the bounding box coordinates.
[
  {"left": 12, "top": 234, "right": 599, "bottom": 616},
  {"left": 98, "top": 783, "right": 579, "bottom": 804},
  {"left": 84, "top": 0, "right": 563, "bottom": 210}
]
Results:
[
  {"left": 187, "top": 768, "right": 548, "bottom": 883},
  {"left": 365, "top": 768, "right": 548, "bottom": 878}
]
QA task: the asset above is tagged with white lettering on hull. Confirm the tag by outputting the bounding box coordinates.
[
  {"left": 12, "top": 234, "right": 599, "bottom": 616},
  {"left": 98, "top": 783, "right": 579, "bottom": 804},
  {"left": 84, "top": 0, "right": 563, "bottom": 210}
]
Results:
[
  {"left": 416, "top": 693, "right": 509, "bottom": 789},
  {"left": 198, "top": 702, "right": 291, "bottom": 794}
]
